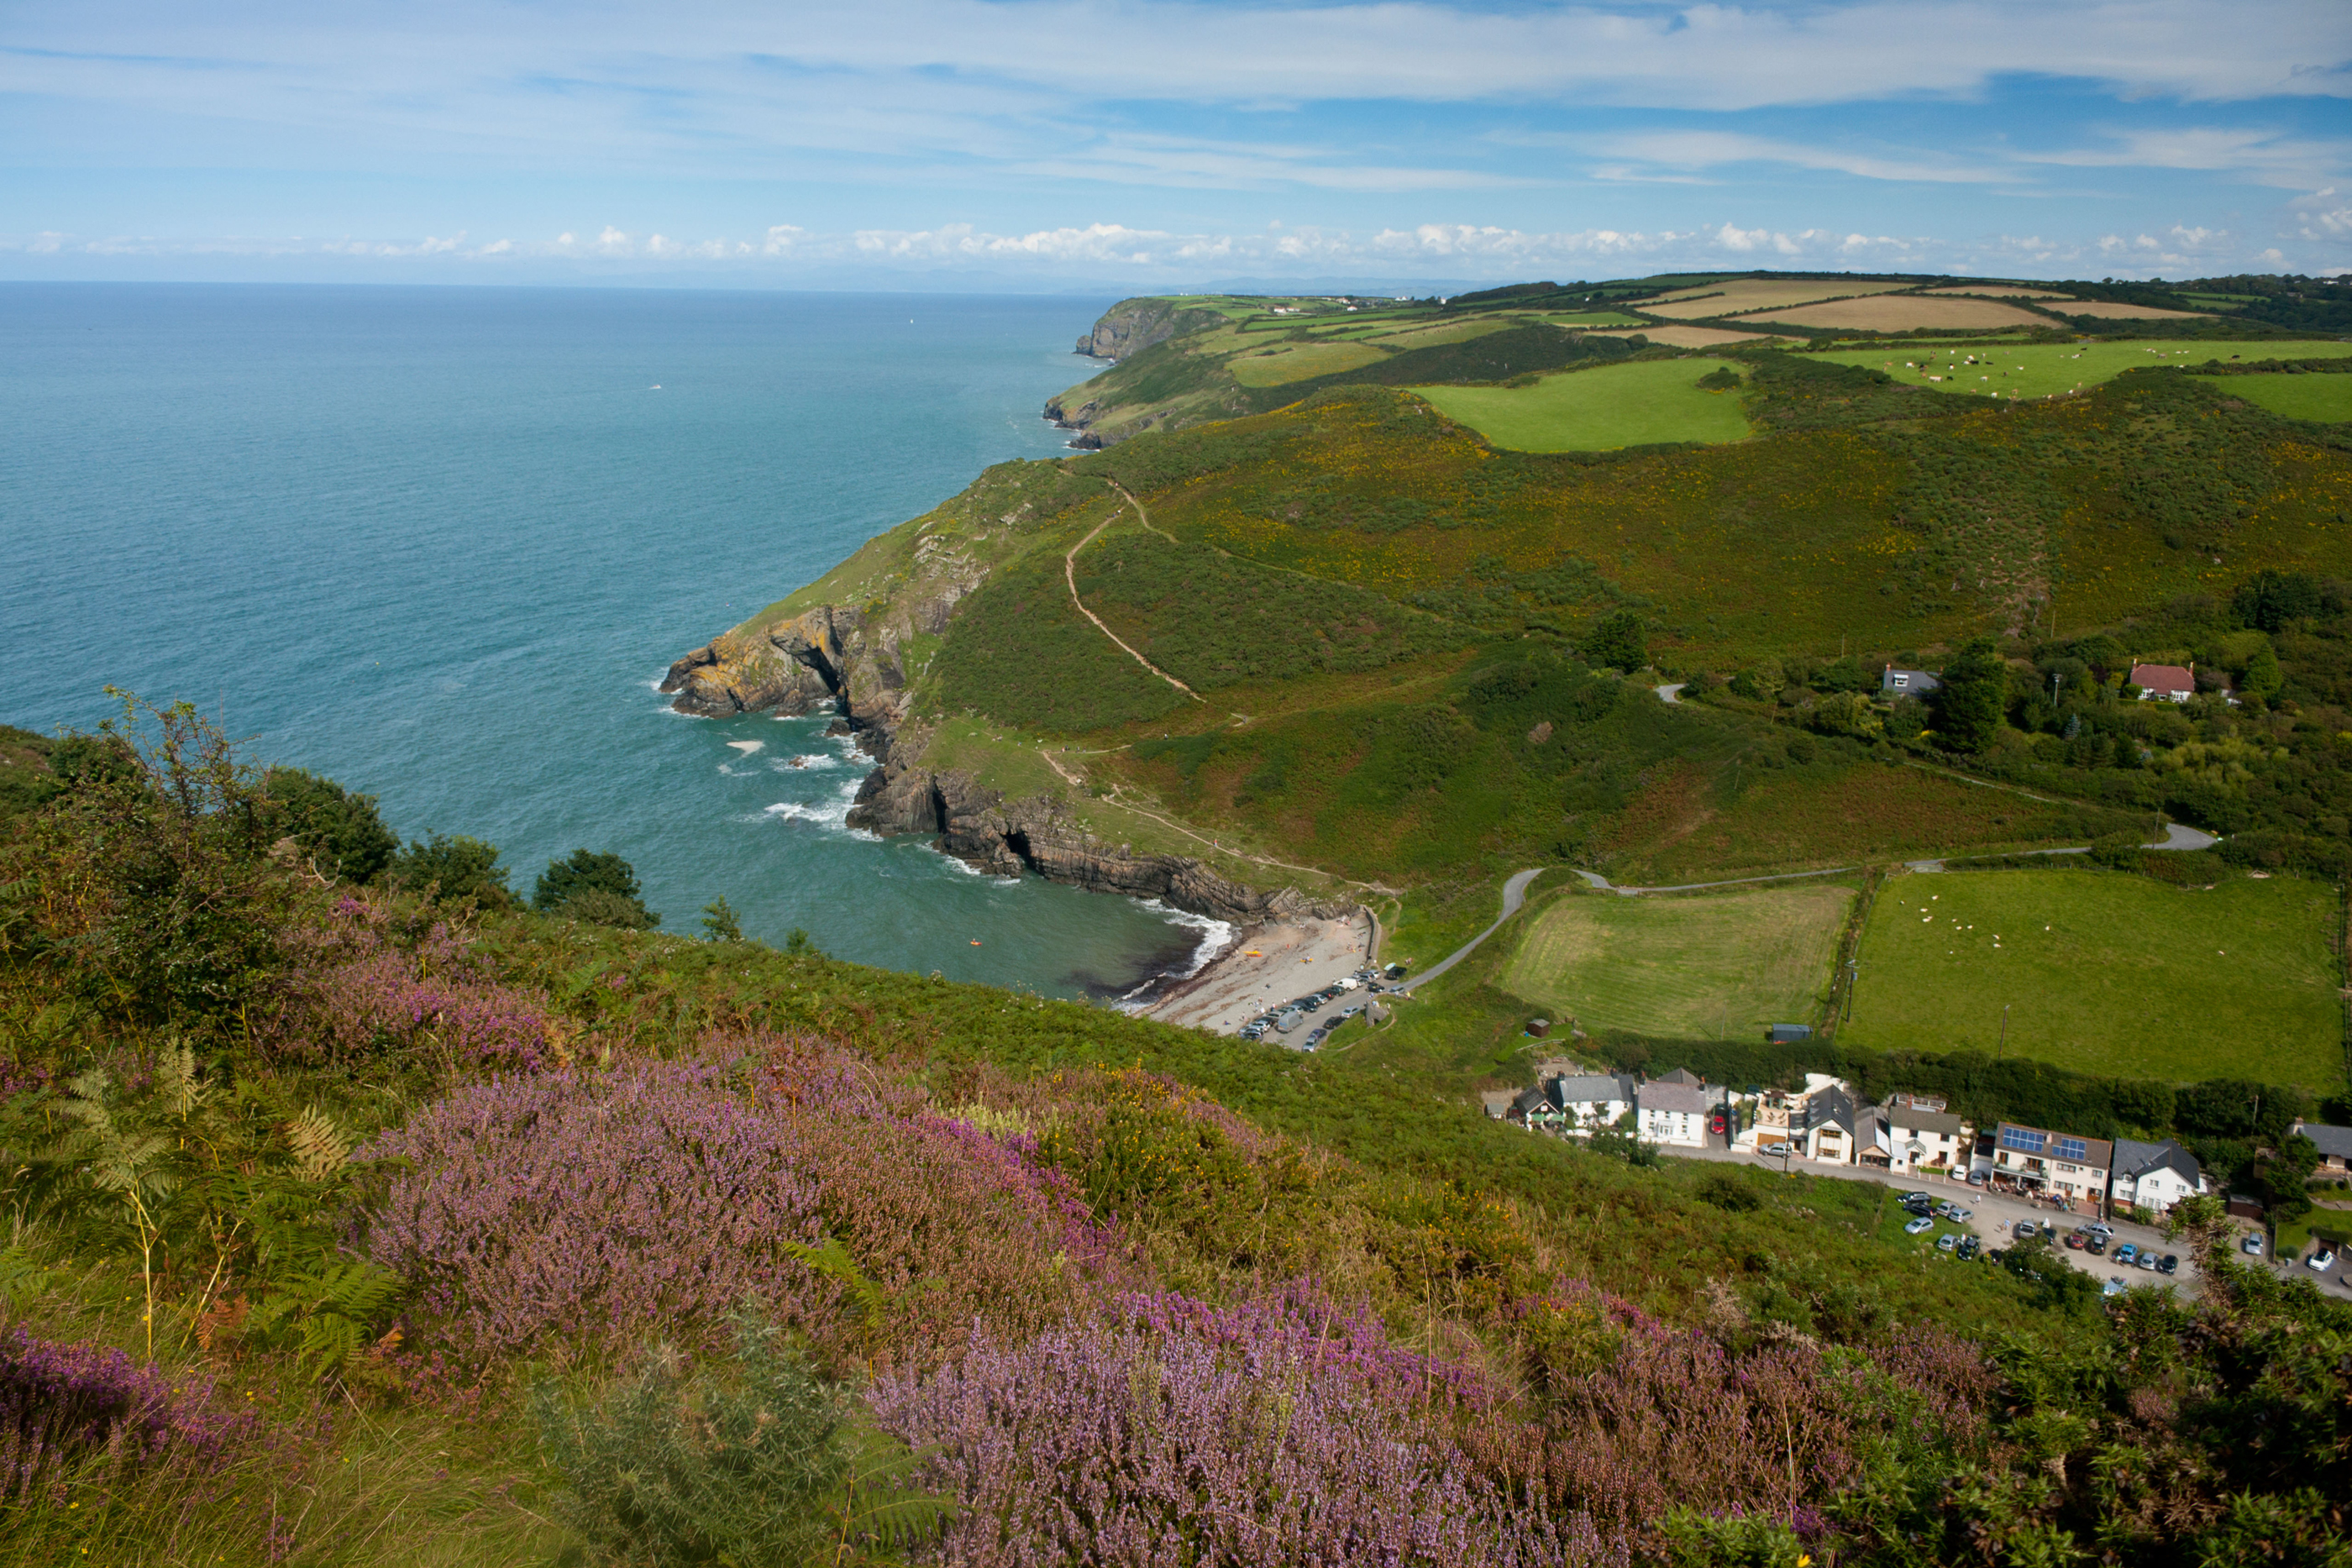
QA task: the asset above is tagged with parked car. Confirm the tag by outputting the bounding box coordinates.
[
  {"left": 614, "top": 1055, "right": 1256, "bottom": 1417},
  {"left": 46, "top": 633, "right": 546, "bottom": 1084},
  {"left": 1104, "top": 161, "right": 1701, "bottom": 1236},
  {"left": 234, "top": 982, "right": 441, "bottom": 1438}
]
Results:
[
  {"left": 2115, "top": 1243, "right": 2138, "bottom": 1264},
  {"left": 2103, "top": 1277, "right": 2128, "bottom": 1298},
  {"left": 2013, "top": 1221, "right": 2038, "bottom": 1240},
  {"left": 2158, "top": 1254, "right": 2178, "bottom": 1274},
  {"left": 2309, "top": 1249, "right": 2339, "bottom": 1272},
  {"left": 1936, "top": 1233, "right": 1959, "bottom": 1251},
  {"left": 1966, "top": 1170, "right": 1989, "bottom": 1186},
  {"left": 2065, "top": 1232, "right": 2087, "bottom": 1251},
  {"left": 1903, "top": 1216, "right": 1934, "bottom": 1235},
  {"left": 2138, "top": 1252, "right": 2160, "bottom": 1271},
  {"left": 1956, "top": 1236, "right": 1982, "bottom": 1261},
  {"left": 2242, "top": 1235, "right": 2265, "bottom": 1256},
  {"left": 2088, "top": 1237, "right": 2108, "bottom": 1256}
]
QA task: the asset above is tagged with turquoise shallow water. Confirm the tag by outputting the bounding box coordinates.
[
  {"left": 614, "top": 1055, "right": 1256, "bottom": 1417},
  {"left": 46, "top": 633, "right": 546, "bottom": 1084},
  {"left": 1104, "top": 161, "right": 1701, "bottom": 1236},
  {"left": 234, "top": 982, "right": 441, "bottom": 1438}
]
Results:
[{"left": 0, "top": 282, "right": 1219, "bottom": 999}]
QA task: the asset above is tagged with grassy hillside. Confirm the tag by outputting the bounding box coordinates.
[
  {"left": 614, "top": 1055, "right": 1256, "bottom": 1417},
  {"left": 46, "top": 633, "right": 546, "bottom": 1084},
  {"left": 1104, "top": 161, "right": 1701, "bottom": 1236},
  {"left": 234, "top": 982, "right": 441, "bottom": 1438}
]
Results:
[
  {"left": 1814, "top": 339, "right": 2352, "bottom": 402},
  {"left": 1502, "top": 880, "right": 1854, "bottom": 1038},
  {"left": 1845, "top": 867, "right": 2343, "bottom": 1083},
  {"left": 28, "top": 713, "right": 2306, "bottom": 1565},
  {"left": 1411, "top": 358, "right": 1752, "bottom": 452}
]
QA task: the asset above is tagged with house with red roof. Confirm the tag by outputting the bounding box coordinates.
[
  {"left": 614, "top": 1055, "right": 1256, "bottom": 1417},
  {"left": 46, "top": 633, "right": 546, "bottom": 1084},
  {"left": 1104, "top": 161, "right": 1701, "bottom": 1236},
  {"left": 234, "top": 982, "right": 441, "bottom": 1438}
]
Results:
[{"left": 2128, "top": 662, "right": 2197, "bottom": 703}]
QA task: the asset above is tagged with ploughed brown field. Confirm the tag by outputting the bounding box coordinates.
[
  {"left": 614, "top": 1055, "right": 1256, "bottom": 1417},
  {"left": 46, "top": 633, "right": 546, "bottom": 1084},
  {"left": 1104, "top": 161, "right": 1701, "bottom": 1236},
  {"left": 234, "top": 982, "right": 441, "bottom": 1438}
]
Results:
[
  {"left": 2044, "top": 300, "right": 2209, "bottom": 320},
  {"left": 1593, "top": 323, "right": 1777, "bottom": 348},
  {"left": 1640, "top": 278, "right": 1910, "bottom": 319},
  {"left": 1738, "top": 295, "right": 2058, "bottom": 332}
]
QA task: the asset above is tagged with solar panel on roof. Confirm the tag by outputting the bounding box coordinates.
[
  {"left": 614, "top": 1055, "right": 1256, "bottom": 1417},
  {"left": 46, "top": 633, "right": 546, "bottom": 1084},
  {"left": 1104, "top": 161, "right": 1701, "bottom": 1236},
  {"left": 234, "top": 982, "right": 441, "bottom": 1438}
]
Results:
[
  {"left": 2055, "top": 1136, "right": 2088, "bottom": 1162},
  {"left": 2000, "top": 1126, "right": 2046, "bottom": 1155}
]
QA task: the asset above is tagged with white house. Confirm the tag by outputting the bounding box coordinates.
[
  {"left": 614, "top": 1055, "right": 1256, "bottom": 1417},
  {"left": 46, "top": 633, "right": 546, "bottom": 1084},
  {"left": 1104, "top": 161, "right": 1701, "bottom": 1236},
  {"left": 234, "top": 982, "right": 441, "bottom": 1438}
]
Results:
[
  {"left": 2111, "top": 1138, "right": 2207, "bottom": 1214},
  {"left": 1545, "top": 1072, "right": 1637, "bottom": 1135},
  {"left": 1637, "top": 1077, "right": 1729, "bottom": 1149},
  {"left": 1884, "top": 1094, "right": 1974, "bottom": 1175},
  {"left": 2129, "top": 663, "right": 2197, "bottom": 703}
]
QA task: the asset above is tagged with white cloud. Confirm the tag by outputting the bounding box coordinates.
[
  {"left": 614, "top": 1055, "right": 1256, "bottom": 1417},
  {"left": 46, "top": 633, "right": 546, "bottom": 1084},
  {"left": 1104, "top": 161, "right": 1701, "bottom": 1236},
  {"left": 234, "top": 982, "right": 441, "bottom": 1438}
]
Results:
[
  {"left": 2021, "top": 126, "right": 2352, "bottom": 189},
  {"left": 1588, "top": 131, "right": 2010, "bottom": 186}
]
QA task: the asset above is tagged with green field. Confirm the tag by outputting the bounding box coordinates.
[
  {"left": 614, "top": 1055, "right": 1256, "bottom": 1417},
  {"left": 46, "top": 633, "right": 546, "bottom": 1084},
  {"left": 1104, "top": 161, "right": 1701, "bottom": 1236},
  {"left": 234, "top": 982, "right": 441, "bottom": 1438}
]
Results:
[
  {"left": 2227, "top": 372, "right": 2352, "bottom": 423},
  {"left": 1813, "top": 339, "right": 2352, "bottom": 402},
  {"left": 1230, "top": 340, "right": 1389, "bottom": 386},
  {"left": 1845, "top": 869, "right": 2344, "bottom": 1085},
  {"left": 1499, "top": 881, "right": 1854, "bottom": 1039},
  {"left": 1411, "top": 358, "right": 1752, "bottom": 451}
]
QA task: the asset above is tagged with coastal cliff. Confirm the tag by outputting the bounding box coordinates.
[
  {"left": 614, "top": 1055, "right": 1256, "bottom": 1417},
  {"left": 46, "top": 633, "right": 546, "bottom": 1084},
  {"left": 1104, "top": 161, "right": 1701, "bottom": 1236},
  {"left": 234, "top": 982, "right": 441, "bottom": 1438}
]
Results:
[
  {"left": 1073, "top": 298, "right": 1227, "bottom": 361},
  {"left": 659, "top": 453, "right": 1352, "bottom": 928},
  {"left": 845, "top": 737, "right": 1354, "bottom": 926}
]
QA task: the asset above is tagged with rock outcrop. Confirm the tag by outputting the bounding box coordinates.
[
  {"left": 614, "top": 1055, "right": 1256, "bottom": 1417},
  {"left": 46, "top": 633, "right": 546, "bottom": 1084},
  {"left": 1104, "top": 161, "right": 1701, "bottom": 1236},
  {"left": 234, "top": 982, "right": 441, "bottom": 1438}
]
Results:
[
  {"left": 846, "top": 747, "right": 1354, "bottom": 927},
  {"left": 1074, "top": 299, "right": 1226, "bottom": 362}
]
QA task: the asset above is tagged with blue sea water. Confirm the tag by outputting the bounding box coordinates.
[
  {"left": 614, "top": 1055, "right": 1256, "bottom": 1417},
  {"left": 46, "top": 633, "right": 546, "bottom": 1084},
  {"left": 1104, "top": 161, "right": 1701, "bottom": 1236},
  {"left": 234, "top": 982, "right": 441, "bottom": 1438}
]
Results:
[{"left": 0, "top": 282, "right": 1221, "bottom": 998}]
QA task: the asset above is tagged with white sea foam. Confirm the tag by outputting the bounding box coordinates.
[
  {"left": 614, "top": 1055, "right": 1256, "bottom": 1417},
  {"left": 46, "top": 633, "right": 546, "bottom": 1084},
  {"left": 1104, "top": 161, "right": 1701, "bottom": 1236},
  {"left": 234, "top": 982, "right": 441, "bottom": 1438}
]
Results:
[
  {"left": 727, "top": 740, "right": 765, "bottom": 755},
  {"left": 759, "top": 778, "right": 874, "bottom": 839},
  {"left": 768, "top": 752, "right": 839, "bottom": 772},
  {"left": 1140, "top": 899, "right": 1236, "bottom": 979}
]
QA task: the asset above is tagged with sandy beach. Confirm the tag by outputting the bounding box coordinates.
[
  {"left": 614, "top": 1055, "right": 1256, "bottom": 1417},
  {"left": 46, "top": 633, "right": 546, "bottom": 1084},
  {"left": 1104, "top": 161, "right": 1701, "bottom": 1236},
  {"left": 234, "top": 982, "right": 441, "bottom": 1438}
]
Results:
[{"left": 1142, "top": 909, "right": 1377, "bottom": 1035}]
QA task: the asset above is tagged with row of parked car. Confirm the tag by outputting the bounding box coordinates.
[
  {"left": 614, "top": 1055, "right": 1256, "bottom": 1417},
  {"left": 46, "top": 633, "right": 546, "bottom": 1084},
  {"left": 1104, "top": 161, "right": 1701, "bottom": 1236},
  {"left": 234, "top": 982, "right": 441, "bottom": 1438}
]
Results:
[{"left": 1236, "top": 964, "right": 1408, "bottom": 1048}]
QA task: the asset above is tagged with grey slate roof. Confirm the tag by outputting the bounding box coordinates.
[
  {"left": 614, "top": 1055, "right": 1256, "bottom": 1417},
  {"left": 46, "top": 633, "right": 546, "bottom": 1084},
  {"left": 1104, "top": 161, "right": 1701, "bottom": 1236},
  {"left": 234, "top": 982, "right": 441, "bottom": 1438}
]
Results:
[
  {"left": 1654, "top": 1067, "right": 1704, "bottom": 1086},
  {"left": 1807, "top": 1085, "right": 1856, "bottom": 1135},
  {"left": 2113, "top": 1137, "right": 2202, "bottom": 1185},
  {"left": 1548, "top": 1073, "right": 1635, "bottom": 1108},
  {"left": 2297, "top": 1121, "right": 2352, "bottom": 1162},
  {"left": 1887, "top": 1105, "right": 1970, "bottom": 1139},
  {"left": 1639, "top": 1082, "right": 1718, "bottom": 1115}
]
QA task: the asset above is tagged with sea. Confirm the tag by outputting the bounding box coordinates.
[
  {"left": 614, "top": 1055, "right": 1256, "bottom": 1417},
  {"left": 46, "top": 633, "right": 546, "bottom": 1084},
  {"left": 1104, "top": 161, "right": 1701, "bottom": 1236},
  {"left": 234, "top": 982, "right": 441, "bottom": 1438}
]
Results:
[{"left": 0, "top": 282, "right": 1225, "bottom": 999}]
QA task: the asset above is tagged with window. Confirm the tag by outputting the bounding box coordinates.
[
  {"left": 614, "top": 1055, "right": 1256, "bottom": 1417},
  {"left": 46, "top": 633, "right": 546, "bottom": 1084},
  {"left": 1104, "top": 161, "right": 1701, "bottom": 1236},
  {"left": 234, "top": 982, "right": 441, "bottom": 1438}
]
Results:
[{"left": 2000, "top": 1126, "right": 2047, "bottom": 1156}]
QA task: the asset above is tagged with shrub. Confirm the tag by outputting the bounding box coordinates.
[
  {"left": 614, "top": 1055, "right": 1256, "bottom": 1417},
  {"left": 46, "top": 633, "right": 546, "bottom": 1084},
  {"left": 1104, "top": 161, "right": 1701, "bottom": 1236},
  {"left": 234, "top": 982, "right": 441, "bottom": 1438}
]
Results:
[
  {"left": 260, "top": 768, "right": 398, "bottom": 884},
  {"left": 268, "top": 895, "right": 558, "bottom": 1072},
  {"left": 869, "top": 1291, "right": 1603, "bottom": 1568},
  {"left": 0, "top": 1328, "right": 264, "bottom": 1502},
  {"left": 535, "top": 1308, "right": 948, "bottom": 1568},
  {"left": 361, "top": 1042, "right": 1095, "bottom": 1372},
  {"left": 533, "top": 849, "right": 659, "bottom": 927},
  {"left": 386, "top": 833, "right": 512, "bottom": 908},
  {"left": 360, "top": 1056, "right": 826, "bottom": 1367}
]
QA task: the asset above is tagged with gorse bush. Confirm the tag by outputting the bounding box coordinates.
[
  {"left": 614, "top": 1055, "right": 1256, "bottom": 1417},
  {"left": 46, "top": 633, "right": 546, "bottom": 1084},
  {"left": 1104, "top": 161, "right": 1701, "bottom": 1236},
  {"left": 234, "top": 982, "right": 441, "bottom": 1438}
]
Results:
[{"left": 537, "top": 1308, "right": 949, "bottom": 1568}]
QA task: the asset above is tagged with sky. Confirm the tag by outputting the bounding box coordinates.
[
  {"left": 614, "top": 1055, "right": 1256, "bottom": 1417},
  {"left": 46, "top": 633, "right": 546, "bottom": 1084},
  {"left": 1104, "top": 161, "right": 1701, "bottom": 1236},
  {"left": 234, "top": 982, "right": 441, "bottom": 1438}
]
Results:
[{"left": 3, "top": 0, "right": 2349, "bottom": 291}]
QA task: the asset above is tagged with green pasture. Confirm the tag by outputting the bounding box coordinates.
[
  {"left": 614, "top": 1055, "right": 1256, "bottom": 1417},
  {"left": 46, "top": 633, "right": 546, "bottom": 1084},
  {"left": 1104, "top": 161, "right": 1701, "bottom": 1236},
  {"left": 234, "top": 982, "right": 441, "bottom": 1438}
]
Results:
[
  {"left": 1500, "top": 881, "right": 1854, "bottom": 1040},
  {"left": 1845, "top": 868, "right": 2344, "bottom": 1086},
  {"left": 1231, "top": 340, "right": 1388, "bottom": 386},
  {"left": 1411, "top": 358, "right": 1752, "bottom": 452},
  {"left": 2227, "top": 372, "right": 2352, "bottom": 423},
  {"left": 1813, "top": 339, "right": 2352, "bottom": 403}
]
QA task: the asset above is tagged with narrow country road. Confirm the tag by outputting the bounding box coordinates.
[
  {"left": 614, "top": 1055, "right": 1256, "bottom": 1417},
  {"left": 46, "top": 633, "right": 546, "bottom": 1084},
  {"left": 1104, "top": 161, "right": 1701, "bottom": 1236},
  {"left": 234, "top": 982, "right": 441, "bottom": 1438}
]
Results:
[
  {"left": 1572, "top": 866, "right": 1857, "bottom": 896},
  {"left": 1399, "top": 868, "right": 1543, "bottom": 994}
]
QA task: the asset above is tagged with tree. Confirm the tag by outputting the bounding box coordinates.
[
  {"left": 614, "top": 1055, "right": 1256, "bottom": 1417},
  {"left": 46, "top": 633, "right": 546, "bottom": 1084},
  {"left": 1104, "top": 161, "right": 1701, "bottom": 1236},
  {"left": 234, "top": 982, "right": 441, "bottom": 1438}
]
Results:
[
  {"left": 1580, "top": 610, "right": 1646, "bottom": 674},
  {"left": 2260, "top": 1134, "right": 2322, "bottom": 1222},
  {"left": 1933, "top": 637, "right": 2009, "bottom": 752},
  {"left": 1808, "top": 691, "right": 1880, "bottom": 737},
  {"left": 534, "top": 849, "right": 659, "bottom": 928},
  {"left": 2243, "top": 641, "right": 2284, "bottom": 701},
  {"left": 262, "top": 768, "right": 399, "bottom": 884},
  {"left": 700, "top": 897, "right": 743, "bottom": 942},
  {"left": 2233, "top": 569, "right": 2322, "bottom": 632},
  {"left": 388, "top": 834, "right": 512, "bottom": 908}
]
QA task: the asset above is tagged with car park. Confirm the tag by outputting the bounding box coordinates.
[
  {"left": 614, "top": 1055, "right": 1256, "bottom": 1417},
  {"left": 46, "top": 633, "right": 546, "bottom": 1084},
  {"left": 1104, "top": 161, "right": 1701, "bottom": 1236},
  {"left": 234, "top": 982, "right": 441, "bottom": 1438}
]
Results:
[
  {"left": 2310, "top": 1249, "right": 2339, "bottom": 1272},
  {"left": 1903, "top": 1216, "right": 1934, "bottom": 1235}
]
